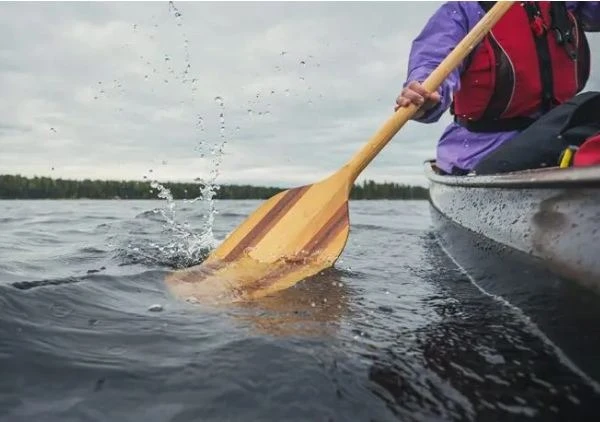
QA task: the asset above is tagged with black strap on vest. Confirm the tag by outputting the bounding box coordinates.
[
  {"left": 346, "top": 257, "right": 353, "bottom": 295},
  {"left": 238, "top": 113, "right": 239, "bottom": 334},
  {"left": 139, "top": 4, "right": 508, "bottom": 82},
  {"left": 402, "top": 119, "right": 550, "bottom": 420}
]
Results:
[
  {"left": 550, "top": 1, "right": 577, "bottom": 58},
  {"left": 523, "top": 2, "right": 554, "bottom": 112}
]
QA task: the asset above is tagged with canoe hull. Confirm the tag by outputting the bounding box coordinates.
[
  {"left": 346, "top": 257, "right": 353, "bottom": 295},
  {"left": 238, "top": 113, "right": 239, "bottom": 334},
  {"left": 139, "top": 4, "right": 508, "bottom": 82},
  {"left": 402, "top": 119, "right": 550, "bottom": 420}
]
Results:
[
  {"left": 425, "top": 162, "right": 600, "bottom": 384},
  {"left": 426, "top": 162, "right": 600, "bottom": 293}
]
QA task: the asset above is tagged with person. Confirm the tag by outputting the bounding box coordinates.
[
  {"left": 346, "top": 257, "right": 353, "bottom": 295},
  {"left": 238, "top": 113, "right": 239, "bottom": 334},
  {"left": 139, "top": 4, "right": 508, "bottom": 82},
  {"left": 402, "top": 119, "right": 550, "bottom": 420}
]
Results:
[{"left": 395, "top": 1, "right": 600, "bottom": 175}]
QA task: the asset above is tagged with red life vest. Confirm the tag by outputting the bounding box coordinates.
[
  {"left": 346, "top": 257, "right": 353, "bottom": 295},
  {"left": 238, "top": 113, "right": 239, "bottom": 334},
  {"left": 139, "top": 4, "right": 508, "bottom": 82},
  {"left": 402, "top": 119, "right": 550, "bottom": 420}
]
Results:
[{"left": 452, "top": 1, "right": 590, "bottom": 132}]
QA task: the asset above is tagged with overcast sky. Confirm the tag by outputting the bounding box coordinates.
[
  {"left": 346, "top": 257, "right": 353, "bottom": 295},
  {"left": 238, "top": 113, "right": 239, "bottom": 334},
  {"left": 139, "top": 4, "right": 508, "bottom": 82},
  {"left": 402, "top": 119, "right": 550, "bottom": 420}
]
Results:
[{"left": 1, "top": 1, "right": 599, "bottom": 187}]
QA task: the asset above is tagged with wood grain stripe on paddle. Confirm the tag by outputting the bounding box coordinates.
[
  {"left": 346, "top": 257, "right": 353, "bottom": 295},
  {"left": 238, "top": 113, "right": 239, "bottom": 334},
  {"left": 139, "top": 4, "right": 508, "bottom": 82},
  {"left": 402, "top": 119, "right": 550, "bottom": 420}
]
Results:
[
  {"left": 302, "top": 202, "right": 348, "bottom": 256},
  {"left": 223, "top": 185, "right": 310, "bottom": 262}
]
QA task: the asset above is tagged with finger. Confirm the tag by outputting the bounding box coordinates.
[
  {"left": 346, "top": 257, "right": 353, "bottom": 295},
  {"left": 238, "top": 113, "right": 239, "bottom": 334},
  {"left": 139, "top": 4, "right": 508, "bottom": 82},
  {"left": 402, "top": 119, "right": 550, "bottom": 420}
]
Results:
[
  {"left": 407, "top": 81, "right": 431, "bottom": 99},
  {"left": 429, "top": 91, "right": 441, "bottom": 103},
  {"left": 395, "top": 96, "right": 410, "bottom": 108},
  {"left": 402, "top": 89, "right": 426, "bottom": 106}
]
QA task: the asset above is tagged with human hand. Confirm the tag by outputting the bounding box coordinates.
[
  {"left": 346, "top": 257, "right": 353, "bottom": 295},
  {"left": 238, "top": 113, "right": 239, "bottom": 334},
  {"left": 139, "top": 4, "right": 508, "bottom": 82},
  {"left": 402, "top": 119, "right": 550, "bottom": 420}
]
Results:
[{"left": 394, "top": 81, "right": 441, "bottom": 118}]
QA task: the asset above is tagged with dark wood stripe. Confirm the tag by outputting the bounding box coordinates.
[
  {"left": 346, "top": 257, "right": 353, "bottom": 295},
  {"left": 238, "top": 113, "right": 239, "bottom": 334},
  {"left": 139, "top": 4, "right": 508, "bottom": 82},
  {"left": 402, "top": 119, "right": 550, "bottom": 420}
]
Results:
[
  {"left": 223, "top": 185, "right": 310, "bottom": 262},
  {"left": 239, "top": 204, "right": 348, "bottom": 297},
  {"left": 302, "top": 202, "right": 348, "bottom": 256}
]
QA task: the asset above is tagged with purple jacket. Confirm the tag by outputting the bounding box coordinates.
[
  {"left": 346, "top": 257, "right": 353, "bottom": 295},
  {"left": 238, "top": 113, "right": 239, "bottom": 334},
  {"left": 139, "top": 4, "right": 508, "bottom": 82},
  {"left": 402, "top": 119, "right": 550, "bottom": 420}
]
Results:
[{"left": 406, "top": 1, "right": 600, "bottom": 174}]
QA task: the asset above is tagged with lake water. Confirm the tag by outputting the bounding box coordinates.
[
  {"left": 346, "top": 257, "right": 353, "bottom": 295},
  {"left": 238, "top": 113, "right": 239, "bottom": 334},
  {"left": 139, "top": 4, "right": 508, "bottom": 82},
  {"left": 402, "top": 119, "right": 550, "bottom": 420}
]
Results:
[{"left": 1, "top": 199, "right": 598, "bottom": 421}]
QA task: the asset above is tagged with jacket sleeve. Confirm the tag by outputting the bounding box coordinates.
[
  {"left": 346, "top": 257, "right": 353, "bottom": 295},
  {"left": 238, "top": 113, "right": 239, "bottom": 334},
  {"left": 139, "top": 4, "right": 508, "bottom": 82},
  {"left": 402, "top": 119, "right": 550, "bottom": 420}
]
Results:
[
  {"left": 568, "top": 1, "right": 600, "bottom": 31},
  {"left": 404, "top": 1, "right": 471, "bottom": 123}
]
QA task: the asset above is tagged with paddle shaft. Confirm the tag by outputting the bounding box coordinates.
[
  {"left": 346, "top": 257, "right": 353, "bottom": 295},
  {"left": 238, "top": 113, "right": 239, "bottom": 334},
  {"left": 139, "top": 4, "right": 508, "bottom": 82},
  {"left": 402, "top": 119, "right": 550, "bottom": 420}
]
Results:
[{"left": 344, "top": 1, "right": 515, "bottom": 182}]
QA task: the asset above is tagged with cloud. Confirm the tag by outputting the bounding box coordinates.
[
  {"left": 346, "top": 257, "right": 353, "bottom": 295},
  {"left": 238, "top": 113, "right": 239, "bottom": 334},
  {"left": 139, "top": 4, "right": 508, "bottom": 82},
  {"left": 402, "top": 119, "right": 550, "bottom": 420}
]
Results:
[{"left": 1, "top": 1, "right": 598, "bottom": 188}]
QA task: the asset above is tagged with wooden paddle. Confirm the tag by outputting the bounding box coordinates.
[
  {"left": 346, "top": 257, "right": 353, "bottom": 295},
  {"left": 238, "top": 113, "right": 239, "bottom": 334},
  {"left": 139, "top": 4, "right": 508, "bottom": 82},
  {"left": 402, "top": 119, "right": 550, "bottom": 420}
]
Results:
[{"left": 165, "top": 1, "right": 515, "bottom": 304}]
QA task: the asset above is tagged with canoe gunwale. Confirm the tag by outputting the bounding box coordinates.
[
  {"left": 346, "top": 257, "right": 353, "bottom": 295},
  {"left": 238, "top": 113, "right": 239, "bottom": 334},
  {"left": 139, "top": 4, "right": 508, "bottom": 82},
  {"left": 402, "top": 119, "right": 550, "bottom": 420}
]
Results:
[{"left": 423, "top": 160, "right": 600, "bottom": 189}]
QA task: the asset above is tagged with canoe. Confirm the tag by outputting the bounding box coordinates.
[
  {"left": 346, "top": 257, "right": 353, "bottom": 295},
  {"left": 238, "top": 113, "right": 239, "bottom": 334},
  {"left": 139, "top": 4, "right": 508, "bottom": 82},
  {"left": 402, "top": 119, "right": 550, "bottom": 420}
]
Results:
[
  {"left": 425, "top": 160, "right": 600, "bottom": 385},
  {"left": 426, "top": 160, "right": 600, "bottom": 290}
]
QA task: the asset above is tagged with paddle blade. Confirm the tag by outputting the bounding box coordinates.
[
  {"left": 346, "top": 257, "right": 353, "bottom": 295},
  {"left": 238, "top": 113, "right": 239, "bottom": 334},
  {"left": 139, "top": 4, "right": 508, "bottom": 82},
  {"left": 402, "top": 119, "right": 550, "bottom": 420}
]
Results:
[{"left": 165, "top": 171, "right": 352, "bottom": 302}]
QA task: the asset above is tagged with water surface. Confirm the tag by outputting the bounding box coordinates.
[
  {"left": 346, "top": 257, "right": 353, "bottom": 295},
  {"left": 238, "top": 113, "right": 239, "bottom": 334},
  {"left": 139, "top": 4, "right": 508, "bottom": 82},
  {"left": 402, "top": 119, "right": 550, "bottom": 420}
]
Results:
[{"left": 0, "top": 199, "right": 598, "bottom": 421}]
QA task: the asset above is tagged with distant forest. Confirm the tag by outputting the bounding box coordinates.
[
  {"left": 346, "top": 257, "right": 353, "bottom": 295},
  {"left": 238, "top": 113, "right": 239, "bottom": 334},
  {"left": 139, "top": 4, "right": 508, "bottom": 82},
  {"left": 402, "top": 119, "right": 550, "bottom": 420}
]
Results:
[{"left": 0, "top": 174, "right": 429, "bottom": 200}]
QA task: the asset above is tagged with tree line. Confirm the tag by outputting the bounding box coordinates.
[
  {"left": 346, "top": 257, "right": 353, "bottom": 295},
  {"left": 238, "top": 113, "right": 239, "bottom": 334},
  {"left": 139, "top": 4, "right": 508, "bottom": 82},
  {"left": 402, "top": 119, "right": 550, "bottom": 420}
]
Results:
[{"left": 0, "top": 174, "right": 429, "bottom": 200}]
